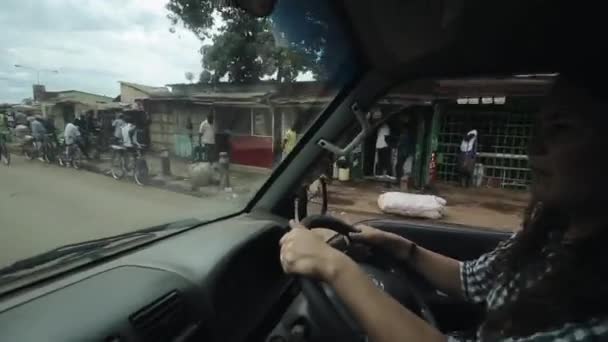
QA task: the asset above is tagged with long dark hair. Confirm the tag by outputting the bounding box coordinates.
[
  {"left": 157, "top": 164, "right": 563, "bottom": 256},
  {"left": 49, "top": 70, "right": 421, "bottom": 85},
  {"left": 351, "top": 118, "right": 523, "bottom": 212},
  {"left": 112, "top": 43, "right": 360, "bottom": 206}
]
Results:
[
  {"left": 481, "top": 77, "right": 608, "bottom": 338},
  {"left": 482, "top": 201, "right": 608, "bottom": 338}
]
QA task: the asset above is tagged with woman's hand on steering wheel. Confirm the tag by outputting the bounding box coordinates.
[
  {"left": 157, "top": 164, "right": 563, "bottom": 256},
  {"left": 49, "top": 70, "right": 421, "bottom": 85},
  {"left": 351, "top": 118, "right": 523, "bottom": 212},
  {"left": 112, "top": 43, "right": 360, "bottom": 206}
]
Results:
[
  {"left": 349, "top": 223, "right": 416, "bottom": 262},
  {"left": 280, "top": 220, "right": 350, "bottom": 283}
]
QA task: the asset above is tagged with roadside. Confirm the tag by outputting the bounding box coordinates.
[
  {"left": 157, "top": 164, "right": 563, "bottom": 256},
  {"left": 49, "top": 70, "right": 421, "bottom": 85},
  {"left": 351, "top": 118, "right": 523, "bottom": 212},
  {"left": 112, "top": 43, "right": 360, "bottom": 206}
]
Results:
[
  {"left": 312, "top": 180, "right": 528, "bottom": 232},
  {"left": 6, "top": 142, "right": 269, "bottom": 201},
  {"left": 6, "top": 142, "right": 529, "bottom": 232}
]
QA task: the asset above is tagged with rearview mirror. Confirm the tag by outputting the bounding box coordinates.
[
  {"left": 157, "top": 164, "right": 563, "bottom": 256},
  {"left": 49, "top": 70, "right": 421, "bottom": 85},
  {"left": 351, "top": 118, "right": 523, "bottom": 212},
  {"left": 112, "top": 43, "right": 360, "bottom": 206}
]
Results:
[{"left": 235, "top": 0, "right": 277, "bottom": 17}]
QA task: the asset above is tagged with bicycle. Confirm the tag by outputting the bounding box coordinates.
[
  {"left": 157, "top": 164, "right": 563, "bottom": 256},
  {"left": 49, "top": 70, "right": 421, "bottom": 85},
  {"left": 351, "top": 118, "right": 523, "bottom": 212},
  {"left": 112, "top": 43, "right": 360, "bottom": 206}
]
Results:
[
  {"left": 0, "top": 133, "right": 10, "bottom": 166},
  {"left": 42, "top": 133, "right": 58, "bottom": 163},
  {"left": 111, "top": 144, "right": 149, "bottom": 186},
  {"left": 22, "top": 136, "right": 40, "bottom": 161},
  {"left": 57, "top": 137, "right": 83, "bottom": 169}
]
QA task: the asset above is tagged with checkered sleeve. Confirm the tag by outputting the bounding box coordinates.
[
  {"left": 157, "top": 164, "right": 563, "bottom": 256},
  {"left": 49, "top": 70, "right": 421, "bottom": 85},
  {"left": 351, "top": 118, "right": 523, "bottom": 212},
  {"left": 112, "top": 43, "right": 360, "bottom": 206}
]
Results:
[
  {"left": 447, "top": 319, "right": 608, "bottom": 342},
  {"left": 460, "top": 234, "right": 517, "bottom": 304}
]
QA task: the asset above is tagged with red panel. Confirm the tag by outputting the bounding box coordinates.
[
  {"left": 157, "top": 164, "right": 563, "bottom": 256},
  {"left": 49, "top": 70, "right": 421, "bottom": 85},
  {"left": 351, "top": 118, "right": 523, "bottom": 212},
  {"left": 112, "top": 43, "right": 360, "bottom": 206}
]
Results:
[{"left": 230, "top": 135, "right": 273, "bottom": 168}]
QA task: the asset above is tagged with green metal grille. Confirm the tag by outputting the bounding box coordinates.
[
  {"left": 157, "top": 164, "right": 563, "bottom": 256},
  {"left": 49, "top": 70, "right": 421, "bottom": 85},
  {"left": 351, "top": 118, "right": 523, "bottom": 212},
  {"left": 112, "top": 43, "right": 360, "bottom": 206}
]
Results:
[{"left": 437, "top": 107, "right": 534, "bottom": 189}]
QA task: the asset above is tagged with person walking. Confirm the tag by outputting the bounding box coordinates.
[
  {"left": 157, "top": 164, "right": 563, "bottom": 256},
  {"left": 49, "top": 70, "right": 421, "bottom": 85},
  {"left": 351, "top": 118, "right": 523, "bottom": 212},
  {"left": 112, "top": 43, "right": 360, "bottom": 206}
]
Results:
[{"left": 198, "top": 114, "right": 216, "bottom": 162}]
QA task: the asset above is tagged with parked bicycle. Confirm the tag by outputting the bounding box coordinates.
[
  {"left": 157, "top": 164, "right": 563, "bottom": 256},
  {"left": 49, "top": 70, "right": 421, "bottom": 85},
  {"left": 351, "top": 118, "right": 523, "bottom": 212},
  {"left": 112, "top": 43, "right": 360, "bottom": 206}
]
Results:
[
  {"left": 22, "top": 135, "right": 52, "bottom": 162},
  {"left": 42, "top": 133, "right": 58, "bottom": 163},
  {"left": 110, "top": 143, "right": 149, "bottom": 186},
  {"left": 0, "top": 133, "right": 10, "bottom": 166},
  {"left": 57, "top": 137, "right": 83, "bottom": 169}
]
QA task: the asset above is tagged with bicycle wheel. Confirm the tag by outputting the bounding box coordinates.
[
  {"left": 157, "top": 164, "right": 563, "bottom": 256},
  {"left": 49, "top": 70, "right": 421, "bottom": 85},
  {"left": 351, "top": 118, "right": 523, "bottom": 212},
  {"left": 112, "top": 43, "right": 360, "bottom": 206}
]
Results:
[
  {"left": 88, "top": 146, "right": 100, "bottom": 161},
  {"left": 43, "top": 144, "right": 54, "bottom": 163},
  {"left": 23, "top": 145, "right": 33, "bottom": 160},
  {"left": 1, "top": 145, "right": 10, "bottom": 166},
  {"left": 111, "top": 151, "right": 126, "bottom": 180},
  {"left": 133, "top": 159, "right": 149, "bottom": 186}
]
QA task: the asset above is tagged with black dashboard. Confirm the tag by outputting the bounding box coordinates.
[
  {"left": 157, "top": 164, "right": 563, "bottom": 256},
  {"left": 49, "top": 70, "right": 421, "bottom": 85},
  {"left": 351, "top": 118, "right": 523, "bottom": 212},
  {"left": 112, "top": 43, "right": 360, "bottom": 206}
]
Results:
[{"left": 0, "top": 214, "right": 292, "bottom": 342}]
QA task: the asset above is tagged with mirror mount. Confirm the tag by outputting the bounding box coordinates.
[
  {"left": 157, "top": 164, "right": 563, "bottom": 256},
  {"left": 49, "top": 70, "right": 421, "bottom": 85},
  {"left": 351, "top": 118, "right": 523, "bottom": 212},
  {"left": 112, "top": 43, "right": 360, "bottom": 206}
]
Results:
[
  {"left": 317, "top": 101, "right": 419, "bottom": 156},
  {"left": 317, "top": 103, "right": 370, "bottom": 157}
]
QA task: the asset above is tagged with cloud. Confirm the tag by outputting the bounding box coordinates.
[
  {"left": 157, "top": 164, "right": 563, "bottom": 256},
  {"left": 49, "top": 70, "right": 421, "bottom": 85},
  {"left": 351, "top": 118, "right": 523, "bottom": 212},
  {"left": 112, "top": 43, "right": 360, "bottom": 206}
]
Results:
[{"left": 0, "top": 0, "right": 203, "bottom": 103}]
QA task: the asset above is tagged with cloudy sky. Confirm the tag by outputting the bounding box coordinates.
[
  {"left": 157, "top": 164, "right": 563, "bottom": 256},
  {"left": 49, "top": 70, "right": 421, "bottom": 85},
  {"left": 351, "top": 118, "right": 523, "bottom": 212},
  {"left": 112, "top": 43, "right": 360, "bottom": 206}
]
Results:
[{"left": 0, "top": 0, "right": 204, "bottom": 103}]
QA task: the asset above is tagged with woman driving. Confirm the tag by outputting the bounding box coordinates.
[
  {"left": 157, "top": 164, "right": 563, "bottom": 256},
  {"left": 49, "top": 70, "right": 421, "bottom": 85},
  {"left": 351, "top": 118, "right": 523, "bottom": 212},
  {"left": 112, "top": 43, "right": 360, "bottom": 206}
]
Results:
[{"left": 279, "top": 75, "right": 608, "bottom": 341}]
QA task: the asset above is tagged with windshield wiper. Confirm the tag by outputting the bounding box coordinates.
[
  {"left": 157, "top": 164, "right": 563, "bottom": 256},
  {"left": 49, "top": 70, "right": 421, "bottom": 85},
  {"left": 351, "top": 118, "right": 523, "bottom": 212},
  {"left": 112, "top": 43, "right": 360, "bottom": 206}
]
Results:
[{"left": 0, "top": 218, "right": 203, "bottom": 284}]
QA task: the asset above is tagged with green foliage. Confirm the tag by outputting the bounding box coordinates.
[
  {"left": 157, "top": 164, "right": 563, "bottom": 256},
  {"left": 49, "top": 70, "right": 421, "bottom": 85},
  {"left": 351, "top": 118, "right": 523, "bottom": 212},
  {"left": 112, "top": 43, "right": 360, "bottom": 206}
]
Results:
[{"left": 166, "top": 0, "right": 316, "bottom": 83}]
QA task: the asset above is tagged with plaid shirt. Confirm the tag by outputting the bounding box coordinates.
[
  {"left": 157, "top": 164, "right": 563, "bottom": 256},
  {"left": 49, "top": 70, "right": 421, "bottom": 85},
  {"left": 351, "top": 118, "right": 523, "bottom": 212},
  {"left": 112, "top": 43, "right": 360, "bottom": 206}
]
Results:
[{"left": 448, "top": 236, "right": 608, "bottom": 342}]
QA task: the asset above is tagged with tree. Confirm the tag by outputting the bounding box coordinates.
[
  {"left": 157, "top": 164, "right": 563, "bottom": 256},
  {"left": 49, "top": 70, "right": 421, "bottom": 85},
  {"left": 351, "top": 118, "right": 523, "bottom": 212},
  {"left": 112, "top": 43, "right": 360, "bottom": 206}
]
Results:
[
  {"left": 166, "top": 0, "right": 342, "bottom": 83},
  {"left": 185, "top": 71, "right": 195, "bottom": 83},
  {"left": 199, "top": 70, "right": 212, "bottom": 83}
]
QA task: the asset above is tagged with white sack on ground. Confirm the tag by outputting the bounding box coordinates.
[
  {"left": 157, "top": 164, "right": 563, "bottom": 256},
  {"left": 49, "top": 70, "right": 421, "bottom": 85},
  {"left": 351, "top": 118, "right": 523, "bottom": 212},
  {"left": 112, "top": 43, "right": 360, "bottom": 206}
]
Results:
[
  {"left": 189, "top": 162, "right": 219, "bottom": 189},
  {"left": 378, "top": 192, "right": 447, "bottom": 219}
]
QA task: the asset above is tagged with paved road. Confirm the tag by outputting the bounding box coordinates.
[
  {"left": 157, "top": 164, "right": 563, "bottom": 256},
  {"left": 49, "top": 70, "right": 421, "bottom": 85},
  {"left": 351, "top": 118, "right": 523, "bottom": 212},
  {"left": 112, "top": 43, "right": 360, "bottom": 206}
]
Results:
[{"left": 0, "top": 158, "right": 242, "bottom": 268}]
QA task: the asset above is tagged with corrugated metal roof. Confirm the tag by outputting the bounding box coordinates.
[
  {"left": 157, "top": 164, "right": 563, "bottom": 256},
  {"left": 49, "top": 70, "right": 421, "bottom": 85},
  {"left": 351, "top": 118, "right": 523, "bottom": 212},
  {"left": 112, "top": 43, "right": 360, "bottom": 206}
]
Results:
[
  {"left": 120, "top": 81, "right": 170, "bottom": 96},
  {"left": 192, "top": 91, "right": 269, "bottom": 100}
]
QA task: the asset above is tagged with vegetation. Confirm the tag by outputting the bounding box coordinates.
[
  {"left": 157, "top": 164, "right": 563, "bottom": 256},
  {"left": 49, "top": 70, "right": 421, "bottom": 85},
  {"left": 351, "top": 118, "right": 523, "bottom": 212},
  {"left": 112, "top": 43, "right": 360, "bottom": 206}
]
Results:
[{"left": 166, "top": 0, "right": 340, "bottom": 83}]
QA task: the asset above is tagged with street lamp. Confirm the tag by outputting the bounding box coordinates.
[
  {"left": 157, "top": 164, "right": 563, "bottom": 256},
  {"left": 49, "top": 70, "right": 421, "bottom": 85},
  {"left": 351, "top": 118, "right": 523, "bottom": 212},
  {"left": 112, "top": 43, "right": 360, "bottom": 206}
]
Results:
[{"left": 14, "top": 64, "right": 59, "bottom": 84}]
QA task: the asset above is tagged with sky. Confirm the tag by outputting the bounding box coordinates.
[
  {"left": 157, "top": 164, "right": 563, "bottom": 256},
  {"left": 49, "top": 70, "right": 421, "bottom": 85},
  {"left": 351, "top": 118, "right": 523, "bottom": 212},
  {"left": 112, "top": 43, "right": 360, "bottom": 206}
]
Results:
[{"left": 0, "top": 0, "right": 204, "bottom": 103}]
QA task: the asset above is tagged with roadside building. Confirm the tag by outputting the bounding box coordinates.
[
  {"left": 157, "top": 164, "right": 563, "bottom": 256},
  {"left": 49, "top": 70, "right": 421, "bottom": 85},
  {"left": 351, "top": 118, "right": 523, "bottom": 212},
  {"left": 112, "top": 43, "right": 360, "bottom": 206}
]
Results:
[
  {"left": 118, "top": 81, "right": 170, "bottom": 109},
  {"left": 136, "top": 76, "right": 553, "bottom": 189},
  {"left": 431, "top": 76, "right": 552, "bottom": 189},
  {"left": 33, "top": 85, "right": 121, "bottom": 129},
  {"left": 140, "top": 82, "right": 333, "bottom": 169}
]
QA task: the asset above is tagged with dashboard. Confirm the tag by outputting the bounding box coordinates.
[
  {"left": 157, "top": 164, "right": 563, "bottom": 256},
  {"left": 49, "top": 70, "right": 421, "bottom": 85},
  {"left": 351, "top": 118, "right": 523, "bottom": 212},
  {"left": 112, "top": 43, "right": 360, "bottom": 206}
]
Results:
[{"left": 0, "top": 214, "right": 292, "bottom": 342}]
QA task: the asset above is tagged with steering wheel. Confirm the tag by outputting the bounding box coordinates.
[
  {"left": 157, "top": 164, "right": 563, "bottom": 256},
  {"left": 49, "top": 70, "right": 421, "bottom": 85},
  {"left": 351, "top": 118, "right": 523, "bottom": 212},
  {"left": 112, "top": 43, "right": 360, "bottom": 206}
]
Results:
[{"left": 297, "top": 214, "right": 438, "bottom": 337}]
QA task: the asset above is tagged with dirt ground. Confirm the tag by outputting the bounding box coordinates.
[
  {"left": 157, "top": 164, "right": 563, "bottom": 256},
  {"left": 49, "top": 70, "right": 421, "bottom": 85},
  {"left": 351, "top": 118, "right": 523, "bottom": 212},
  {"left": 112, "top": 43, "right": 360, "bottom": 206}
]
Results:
[{"left": 310, "top": 181, "right": 529, "bottom": 232}]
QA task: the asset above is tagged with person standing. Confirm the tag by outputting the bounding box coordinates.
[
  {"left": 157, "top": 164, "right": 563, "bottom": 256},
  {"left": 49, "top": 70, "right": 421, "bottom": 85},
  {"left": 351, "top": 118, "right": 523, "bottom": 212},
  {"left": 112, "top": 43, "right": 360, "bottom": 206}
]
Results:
[
  {"left": 198, "top": 114, "right": 216, "bottom": 162},
  {"left": 121, "top": 118, "right": 137, "bottom": 148},
  {"left": 375, "top": 122, "right": 392, "bottom": 177},
  {"left": 64, "top": 119, "right": 81, "bottom": 146},
  {"left": 42, "top": 114, "right": 58, "bottom": 145},
  {"left": 282, "top": 124, "right": 298, "bottom": 159},
  {"left": 30, "top": 116, "right": 47, "bottom": 161},
  {"left": 458, "top": 129, "right": 478, "bottom": 187},
  {"left": 63, "top": 119, "right": 81, "bottom": 164},
  {"left": 73, "top": 114, "right": 90, "bottom": 159},
  {"left": 185, "top": 116, "right": 199, "bottom": 162},
  {"left": 111, "top": 114, "right": 126, "bottom": 144}
]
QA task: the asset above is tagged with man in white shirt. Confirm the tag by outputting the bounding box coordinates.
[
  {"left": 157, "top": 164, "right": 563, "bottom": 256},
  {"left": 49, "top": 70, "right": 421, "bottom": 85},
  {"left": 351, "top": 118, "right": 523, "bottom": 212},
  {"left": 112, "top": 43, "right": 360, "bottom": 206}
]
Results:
[
  {"left": 198, "top": 114, "right": 216, "bottom": 162},
  {"left": 375, "top": 122, "right": 392, "bottom": 177},
  {"left": 111, "top": 114, "right": 126, "bottom": 142},
  {"left": 121, "top": 120, "right": 138, "bottom": 148},
  {"left": 63, "top": 120, "right": 82, "bottom": 163},
  {"left": 64, "top": 121, "right": 81, "bottom": 146}
]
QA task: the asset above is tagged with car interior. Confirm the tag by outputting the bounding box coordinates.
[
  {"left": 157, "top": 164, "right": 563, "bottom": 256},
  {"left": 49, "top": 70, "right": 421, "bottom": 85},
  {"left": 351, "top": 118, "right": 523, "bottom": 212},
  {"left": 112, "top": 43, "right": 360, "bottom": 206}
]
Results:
[{"left": 0, "top": 0, "right": 595, "bottom": 341}]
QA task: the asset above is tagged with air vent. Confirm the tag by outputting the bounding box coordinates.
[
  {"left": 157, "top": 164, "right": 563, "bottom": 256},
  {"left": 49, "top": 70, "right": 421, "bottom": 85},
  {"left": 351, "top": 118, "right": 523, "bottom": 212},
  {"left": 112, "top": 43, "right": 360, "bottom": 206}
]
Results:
[{"left": 130, "top": 291, "right": 190, "bottom": 342}]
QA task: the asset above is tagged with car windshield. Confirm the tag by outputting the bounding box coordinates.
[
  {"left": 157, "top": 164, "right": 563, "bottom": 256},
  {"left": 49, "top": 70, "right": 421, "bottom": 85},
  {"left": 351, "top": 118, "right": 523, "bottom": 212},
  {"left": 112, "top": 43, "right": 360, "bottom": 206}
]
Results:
[{"left": 0, "top": 0, "right": 356, "bottom": 292}]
